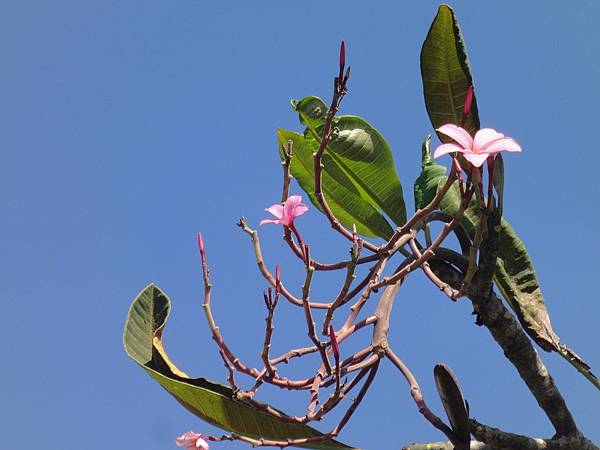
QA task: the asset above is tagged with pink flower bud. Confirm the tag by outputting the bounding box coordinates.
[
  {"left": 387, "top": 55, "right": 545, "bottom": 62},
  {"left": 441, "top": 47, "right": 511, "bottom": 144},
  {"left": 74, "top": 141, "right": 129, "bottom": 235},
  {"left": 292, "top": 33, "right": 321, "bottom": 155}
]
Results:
[{"left": 197, "top": 232, "right": 205, "bottom": 256}]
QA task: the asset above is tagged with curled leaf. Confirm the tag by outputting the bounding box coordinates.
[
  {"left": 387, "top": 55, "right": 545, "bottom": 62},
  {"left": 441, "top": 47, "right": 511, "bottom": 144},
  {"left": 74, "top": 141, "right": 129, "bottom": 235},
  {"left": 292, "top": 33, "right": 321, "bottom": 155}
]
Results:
[
  {"left": 123, "top": 284, "right": 357, "bottom": 450},
  {"left": 433, "top": 364, "right": 470, "bottom": 446}
]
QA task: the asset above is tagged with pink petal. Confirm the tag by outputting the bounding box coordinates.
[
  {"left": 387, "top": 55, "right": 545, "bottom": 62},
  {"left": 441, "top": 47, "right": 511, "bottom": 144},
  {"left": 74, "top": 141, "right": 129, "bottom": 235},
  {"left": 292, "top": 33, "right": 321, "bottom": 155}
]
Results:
[
  {"left": 481, "top": 137, "right": 522, "bottom": 155},
  {"left": 283, "top": 195, "right": 303, "bottom": 219},
  {"left": 195, "top": 437, "right": 210, "bottom": 450},
  {"left": 437, "top": 124, "right": 473, "bottom": 149},
  {"left": 259, "top": 218, "right": 282, "bottom": 226},
  {"left": 462, "top": 152, "right": 489, "bottom": 168},
  {"left": 176, "top": 432, "right": 200, "bottom": 447},
  {"left": 291, "top": 203, "right": 309, "bottom": 219},
  {"left": 433, "top": 143, "right": 466, "bottom": 159},
  {"left": 265, "top": 204, "right": 284, "bottom": 220},
  {"left": 473, "top": 128, "right": 505, "bottom": 151}
]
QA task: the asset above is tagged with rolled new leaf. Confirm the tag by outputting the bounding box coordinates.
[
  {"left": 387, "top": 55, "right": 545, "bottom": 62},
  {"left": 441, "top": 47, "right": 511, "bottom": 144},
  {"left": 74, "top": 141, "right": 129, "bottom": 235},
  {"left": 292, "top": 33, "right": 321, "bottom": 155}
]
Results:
[
  {"left": 123, "top": 284, "right": 358, "bottom": 450},
  {"left": 414, "top": 135, "right": 447, "bottom": 211},
  {"left": 433, "top": 364, "right": 470, "bottom": 446}
]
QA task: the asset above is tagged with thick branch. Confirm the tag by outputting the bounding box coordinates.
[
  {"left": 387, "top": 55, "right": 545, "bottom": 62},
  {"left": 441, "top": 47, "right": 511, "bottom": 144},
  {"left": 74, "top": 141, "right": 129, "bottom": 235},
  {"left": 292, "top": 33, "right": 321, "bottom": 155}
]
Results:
[
  {"left": 428, "top": 260, "right": 579, "bottom": 437},
  {"left": 404, "top": 422, "right": 599, "bottom": 450},
  {"left": 403, "top": 442, "right": 498, "bottom": 450},
  {"left": 470, "top": 420, "right": 598, "bottom": 450},
  {"left": 474, "top": 209, "right": 578, "bottom": 437}
]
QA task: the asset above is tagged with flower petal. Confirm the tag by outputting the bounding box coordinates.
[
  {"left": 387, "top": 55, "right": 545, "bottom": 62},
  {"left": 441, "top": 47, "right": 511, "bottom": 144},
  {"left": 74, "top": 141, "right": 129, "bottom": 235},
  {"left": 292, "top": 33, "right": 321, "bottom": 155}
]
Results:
[
  {"left": 176, "top": 432, "right": 200, "bottom": 447},
  {"left": 265, "top": 204, "right": 284, "bottom": 219},
  {"left": 196, "top": 437, "right": 210, "bottom": 450},
  {"left": 433, "top": 143, "right": 466, "bottom": 159},
  {"left": 481, "top": 137, "right": 522, "bottom": 155},
  {"left": 283, "top": 195, "right": 303, "bottom": 219},
  {"left": 462, "top": 152, "right": 490, "bottom": 168},
  {"left": 437, "top": 124, "right": 473, "bottom": 149},
  {"left": 291, "top": 203, "right": 309, "bottom": 219},
  {"left": 473, "top": 128, "right": 505, "bottom": 151},
  {"left": 259, "top": 218, "right": 282, "bottom": 226}
]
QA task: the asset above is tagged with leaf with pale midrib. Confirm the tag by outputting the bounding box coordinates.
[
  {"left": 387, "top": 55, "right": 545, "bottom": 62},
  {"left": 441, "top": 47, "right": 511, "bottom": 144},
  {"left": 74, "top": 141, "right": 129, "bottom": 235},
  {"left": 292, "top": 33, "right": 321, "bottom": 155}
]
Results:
[
  {"left": 293, "top": 96, "right": 407, "bottom": 228},
  {"left": 123, "top": 284, "right": 359, "bottom": 449},
  {"left": 278, "top": 129, "right": 394, "bottom": 239}
]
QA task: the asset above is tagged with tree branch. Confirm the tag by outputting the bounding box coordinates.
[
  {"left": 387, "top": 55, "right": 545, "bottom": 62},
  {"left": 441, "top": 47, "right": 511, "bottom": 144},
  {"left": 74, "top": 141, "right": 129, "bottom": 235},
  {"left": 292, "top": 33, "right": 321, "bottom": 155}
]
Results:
[
  {"left": 470, "top": 419, "right": 598, "bottom": 450},
  {"left": 403, "top": 441, "right": 499, "bottom": 450}
]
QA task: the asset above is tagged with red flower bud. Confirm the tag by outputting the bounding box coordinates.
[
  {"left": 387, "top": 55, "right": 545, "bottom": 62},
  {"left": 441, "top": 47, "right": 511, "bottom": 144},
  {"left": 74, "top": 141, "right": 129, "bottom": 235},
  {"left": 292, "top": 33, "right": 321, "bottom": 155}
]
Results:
[
  {"left": 275, "top": 265, "right": 281, "bottom": 295},
  {"left": 329, "top": 325, "right": 339, "bottom": 360},
  {"left": 460, "top": 85, "right": 474, "bottom": 127}
]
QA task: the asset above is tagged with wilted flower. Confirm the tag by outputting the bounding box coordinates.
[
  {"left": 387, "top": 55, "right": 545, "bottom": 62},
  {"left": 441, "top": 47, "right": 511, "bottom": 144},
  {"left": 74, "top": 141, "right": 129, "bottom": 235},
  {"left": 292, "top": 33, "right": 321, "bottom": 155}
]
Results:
[
  {"left": 175, "top": 431, "right": 210, "bottom": 450},
  {"left": 433, "top": 124, "right": 521, "bottom": 168}
]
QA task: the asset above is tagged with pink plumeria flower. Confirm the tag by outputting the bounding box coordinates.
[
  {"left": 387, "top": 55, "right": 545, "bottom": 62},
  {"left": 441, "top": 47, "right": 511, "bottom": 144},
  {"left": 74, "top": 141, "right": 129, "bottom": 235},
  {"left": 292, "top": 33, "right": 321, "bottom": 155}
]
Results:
[
  {"left": 259, "top": 195, "right": 308, "bottom": 227},
  {"left": 175, "top": 431, "right": 210, "bottom": 450},
  {"left": 433, "top": 124, "right": 522, "bottom": 168}
]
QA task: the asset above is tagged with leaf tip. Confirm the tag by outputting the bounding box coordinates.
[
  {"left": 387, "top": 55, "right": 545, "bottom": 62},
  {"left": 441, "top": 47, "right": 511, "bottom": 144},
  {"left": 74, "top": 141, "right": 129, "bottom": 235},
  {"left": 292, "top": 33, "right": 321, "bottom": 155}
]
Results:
[{"left": 421, "top": 134, "right": 433, "bottom": 168}]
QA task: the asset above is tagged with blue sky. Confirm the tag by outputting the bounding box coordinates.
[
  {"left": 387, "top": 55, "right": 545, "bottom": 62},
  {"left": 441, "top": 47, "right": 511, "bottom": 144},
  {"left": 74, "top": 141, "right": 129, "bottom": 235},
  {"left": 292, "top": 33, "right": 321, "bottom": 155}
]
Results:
[{"left": 1, "top": 1, "right": 599, "bottom": 449}]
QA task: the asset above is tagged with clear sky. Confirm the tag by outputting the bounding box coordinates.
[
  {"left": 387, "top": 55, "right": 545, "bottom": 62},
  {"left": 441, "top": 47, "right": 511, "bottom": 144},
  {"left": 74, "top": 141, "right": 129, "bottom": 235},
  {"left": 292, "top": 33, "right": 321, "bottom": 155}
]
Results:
[{"left": 1, "top": 1, "right": 599, "bottom": 449}]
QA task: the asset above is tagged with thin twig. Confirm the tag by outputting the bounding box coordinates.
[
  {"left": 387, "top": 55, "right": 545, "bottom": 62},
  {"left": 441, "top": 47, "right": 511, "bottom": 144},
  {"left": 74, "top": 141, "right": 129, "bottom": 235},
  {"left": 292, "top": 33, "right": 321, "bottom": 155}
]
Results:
[
  {"left": 261, "top": 288, "right": 278, "bottom": 376},
  {"left": 371, "top": 186, "right": 475, "bottom": 290},
  {"left": 409, "top": 238, "right": 462, "bottom": 300},
  {"left": 310, "top": 42, "right": 378, "bottom": 254},
  {"left": 301, "top": 259, "right": 333, "bottom": 375},
  {"left": 238, "top": 217, "right": 331, "bottom": 309},
  {"left": 379, "top": 167, "right": 458, "bottom": 254},
  {"left": 386, "top": 347, "right": 458, "bottom": 444},
  {"left": 322, "top": 241, "right": 362, "bottom": 334}
]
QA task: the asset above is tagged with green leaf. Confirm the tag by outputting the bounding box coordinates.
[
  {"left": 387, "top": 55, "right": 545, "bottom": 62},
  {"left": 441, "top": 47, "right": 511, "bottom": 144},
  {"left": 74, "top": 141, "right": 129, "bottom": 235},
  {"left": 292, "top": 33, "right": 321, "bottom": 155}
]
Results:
[
  {"left": 493, "top": 231, "right": 600, "bottom": 390},
  {"left": 278, "top": 129, "right": 395, "bottom": 239},
  {"left": 420, "top": 4, "right": 480, "bottom": 139},
  {"left": 292, "top": 96, "right": 407, "bottom": 227},
  {"left": 123, "top": 284, "right": 359, "bottom": 449}
]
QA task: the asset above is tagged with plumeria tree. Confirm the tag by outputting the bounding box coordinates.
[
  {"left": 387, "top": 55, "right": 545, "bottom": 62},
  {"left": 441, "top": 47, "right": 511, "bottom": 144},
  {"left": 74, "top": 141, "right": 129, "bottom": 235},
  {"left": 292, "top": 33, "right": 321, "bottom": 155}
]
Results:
[{"left": 123, "top": 5, "right": 599, "bottom": 450}]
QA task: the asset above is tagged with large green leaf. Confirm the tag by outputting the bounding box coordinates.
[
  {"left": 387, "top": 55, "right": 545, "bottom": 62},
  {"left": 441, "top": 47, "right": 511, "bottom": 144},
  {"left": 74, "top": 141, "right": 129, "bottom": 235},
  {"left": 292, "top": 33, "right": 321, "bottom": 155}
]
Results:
[
  {"left": 420, "top": 4, "right": 480, "bottom": 139},
  {"left": 124, "top": 284, "right": 359, "bottom": 449},
  {"left": 292, "top": 96, "right": 407, "bottom": 227},
  {"left": 279, "top": 129, "right": 394, "bottom": 239},
  {"left": 413, "top": 147, "right": 599, "bottom": 390}
]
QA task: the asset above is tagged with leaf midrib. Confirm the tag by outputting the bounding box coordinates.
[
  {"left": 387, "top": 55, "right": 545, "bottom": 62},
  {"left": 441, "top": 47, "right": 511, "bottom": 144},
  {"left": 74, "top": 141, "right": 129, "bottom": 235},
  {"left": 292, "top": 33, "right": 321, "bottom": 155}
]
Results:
[{"left": 305, "top": 121, "right": 404, "bottom": 226}]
